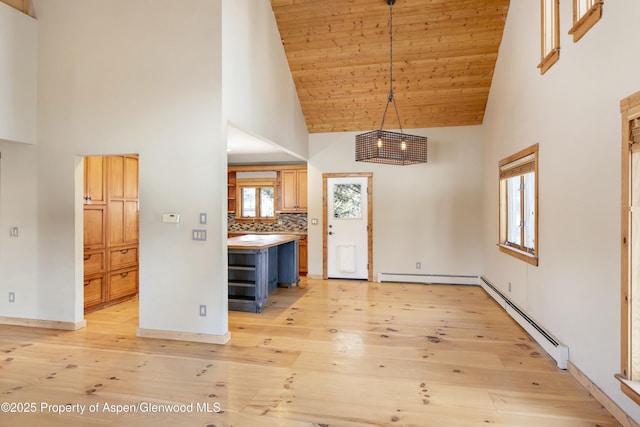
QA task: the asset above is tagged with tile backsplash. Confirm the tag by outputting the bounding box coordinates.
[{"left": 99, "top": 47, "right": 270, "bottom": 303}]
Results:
[{"left": 228, "top": 213, "right": 307, "bottom": 234}]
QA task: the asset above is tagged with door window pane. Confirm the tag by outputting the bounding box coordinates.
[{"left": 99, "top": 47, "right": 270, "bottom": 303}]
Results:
[{"left": 333, "top": 184, "right": 362, "bottom": 219}]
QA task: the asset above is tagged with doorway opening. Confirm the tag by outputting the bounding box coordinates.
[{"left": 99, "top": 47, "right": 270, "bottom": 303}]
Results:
[
  {"left": 82, "top": 155, "right": 139, "bottom": 318},
  {"left": 323, "top": 173, "right": 373, "bottom": 281}
]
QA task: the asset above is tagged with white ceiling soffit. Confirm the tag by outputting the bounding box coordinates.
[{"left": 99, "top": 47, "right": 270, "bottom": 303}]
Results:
[{"left": 226, "top": 124, "right": 305, "bottom": 165}]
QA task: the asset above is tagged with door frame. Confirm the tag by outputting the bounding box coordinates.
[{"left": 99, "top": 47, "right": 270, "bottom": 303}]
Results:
[{"left": 322, "top": 172, "right": 373, "bottom": 281}]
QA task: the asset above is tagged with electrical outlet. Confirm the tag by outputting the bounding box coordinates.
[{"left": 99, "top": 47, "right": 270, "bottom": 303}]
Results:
[
  {"left": 199, "top": 305, "right": 207, "bottom": 317},
  {"left": 9, "top": 227, "right": 18, "bottom": 237},
  {"left": 9, "top": 292, "right": 15, "bottom": 303},
  {"left": 416, "top": 262, "right": 421, "bottom": 269}
]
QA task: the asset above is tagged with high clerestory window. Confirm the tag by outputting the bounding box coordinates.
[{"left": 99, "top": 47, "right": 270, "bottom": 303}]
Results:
[
  {"left": 498, "top": 144, "right": 539, "bottom": 266},
  {"left": 569, "top": 0, "right": 603, "bottom": 42},
  {"left": 538, "top": 0, "right": 560, "bottom": 75}
]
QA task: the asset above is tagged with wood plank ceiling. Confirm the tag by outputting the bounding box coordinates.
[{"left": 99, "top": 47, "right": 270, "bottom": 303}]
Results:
[{"left": 270, "top": 0, "right": 510, "bottom": 133}]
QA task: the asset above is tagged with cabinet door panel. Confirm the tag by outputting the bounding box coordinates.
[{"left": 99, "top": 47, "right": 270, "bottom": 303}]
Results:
[
  {"left": 85, "top": 156, "right": 106, "bottom": 204},
  {"left": 297, "top": 170, "right": 308, "bottom": 211},
  {"left": 281, "top": 170, "right": 298, "bottom": 211},
  {"left": 124, "top": 201, "right": 139, "bottom": 243},
  {"left": 84, "top": 274, "right": 105, "bottom": 308},
  {"left": 108, "top": 200, "right": 124, "bottom": 246},
  {"left": 108, "top": 156, "right": 125, "bottom": 199},
  {"left": 124, "top": 156, "right": 139, "bottom": 199},
  {"left": 84, "top": 250, "right": 106, "bottom": 275},
  {"left": 109, "top": 245, "right": 138, "bottom": 270},
  {"left": 84, "top": 206, "right": 106, "bottom": 250},
  {"left": 109, "top": 268, "right": 138, "bottom": 300}
]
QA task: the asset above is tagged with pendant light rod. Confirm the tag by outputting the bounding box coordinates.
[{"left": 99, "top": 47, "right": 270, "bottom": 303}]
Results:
[
  {"left": 355, "top": 0, "right": 427, "bottom": 166},
  {"left": 379, "top": 0, "right": 403, "bottom": 134}
]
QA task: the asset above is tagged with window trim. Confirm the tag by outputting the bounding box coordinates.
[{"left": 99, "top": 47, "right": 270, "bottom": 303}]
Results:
[
  {"left": 618, "top": 90, "right": 640, "bottom": 403},
  {"left": 235, "top": 178, "right": 277, "bottom": 223},
  {"left": 538, "top": 0, "right": 560, "bottom": 75},
  {"left": 498, "top": 144, "right": 539, "bottom": 266},
  {"left": 568, "top": 0, "right": 603, "bottom": 43}
]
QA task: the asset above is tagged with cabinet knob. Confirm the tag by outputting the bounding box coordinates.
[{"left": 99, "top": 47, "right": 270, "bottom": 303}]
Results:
[
  {"left": 84, "top": 255, "right": 91, "bottom": 261},
  {"left": 84, "top": 281, "right": 90, "bottom": 287},
  {"left": 120, "top": 249, "right": 129, "bottom": 254},
  {"left": 120, "top": 272, "right": 129, "bottom": 278}
]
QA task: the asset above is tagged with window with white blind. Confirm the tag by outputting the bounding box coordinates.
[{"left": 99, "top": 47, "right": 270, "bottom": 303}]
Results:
[
  {"left": 619, "top": 92, "right": 640, "bottom": 404},
  {"left": 569, "top": 0, "right": 603, "bottom": 42},
  {"left": 538, "top": 0, "right": 560, "bottom": 75},
  {"left": 498, "top": 144, "right": 539, "bottom": 266}
]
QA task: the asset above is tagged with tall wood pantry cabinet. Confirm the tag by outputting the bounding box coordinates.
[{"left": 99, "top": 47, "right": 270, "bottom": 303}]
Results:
[{"left": 83, "top": 155, "right": 139, "bottom": 312}]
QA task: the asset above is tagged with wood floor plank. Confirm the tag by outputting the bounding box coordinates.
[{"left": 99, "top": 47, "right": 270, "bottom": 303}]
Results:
[{"left": 0, "top": 279, "right": 621, "bottom": 426}]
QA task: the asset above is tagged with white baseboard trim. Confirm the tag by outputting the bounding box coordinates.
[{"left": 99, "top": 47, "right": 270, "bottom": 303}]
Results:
[
  {"left": 377, "top": 272, "right": 480, "bottom": 286},
  {"left": 0, "top": 316, "right": 86, "bottom": 331},
  {"left": 568, "top": 362, "right": 640, "bottom": 427},
  {"left": 137, "top": 328, "right": 231, "bottom": 345},
  {"left": 479, "top": 276, "right": 569, "bottom": 370}
]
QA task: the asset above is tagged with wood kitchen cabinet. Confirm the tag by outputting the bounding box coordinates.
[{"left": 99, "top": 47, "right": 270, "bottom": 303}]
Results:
[
  {"left": 84, "top": 155, "right": 139, "bottom": 312},
  {"left": 280, "top": 168, "right": 307, "bottom": 212},
  {"left": 298, "top": 234, "right": 308, "bottom": 276},
  {"left": 228, "top": 171, "right": 236, "bottom": 213},
  {"left": 84, "top": 156, "right": 107, "bottom": 205},
  {"left": 83, "top": 205, "right": 106, "bottom": 250},
  {"left": 108, "top": 156, "right": 139, "bottom": 246}
]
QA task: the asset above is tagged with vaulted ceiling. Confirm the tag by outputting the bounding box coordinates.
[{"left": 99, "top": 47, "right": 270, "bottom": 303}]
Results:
[{"left": 270, "top": 0, "right": 510, "bottom": 134}]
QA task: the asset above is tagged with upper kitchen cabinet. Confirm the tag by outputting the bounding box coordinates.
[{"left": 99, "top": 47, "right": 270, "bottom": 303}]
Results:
[{"left": 280, "top": 167, "right": 307, "bottom": 212}]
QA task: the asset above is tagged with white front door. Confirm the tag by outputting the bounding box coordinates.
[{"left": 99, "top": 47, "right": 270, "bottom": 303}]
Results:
[{"left": 326, "top": 176, "right": 369, "bottom": 279}]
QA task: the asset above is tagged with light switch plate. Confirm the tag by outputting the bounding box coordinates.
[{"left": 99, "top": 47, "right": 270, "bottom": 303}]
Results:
[
  {"left": 192, "top": 230, "right": 207, "bottom": 241},
  {"left": 199, "top": 213, "right": 207, "bottom": 224},
  {"left": 9, "top": 227, "right": 18, "bottom": 237}
]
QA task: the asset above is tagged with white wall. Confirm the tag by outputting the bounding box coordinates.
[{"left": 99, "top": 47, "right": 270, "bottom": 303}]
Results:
[
  {"left": 0, "top": 141, "right": 38, "bottom": 317},
  {"left": 482, "top": 0, "right": 640, "bottom": 421},
  {"left": 0, "top": 0, "right": 307, "bottom": 342},
  {"left": 309, "top": 126, "right": 484, "bottom": 279},
  {"left": 0, "top": 2, "right": 36, "bottom": 144},
  {"left": 34, "top": 0, "right": 227, "bottom": 335},
  {"left": 222, "top": 0, "right": 308, "bottom": 159}
]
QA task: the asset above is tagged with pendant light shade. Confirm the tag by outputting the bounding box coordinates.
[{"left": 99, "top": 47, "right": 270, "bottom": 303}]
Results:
[
  {"left": 355, "top": 0, "right": 427, "bottom": 166},
  {"left": 356, "top": 130, "right": 427, "bottom": 165}
]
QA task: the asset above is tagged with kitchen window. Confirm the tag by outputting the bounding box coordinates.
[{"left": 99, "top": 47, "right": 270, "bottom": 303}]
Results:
[
  {"left": 236, "top": 178, "right": 276, "bottom": 223},
  {"left": 498, "top": 144, "right": 539, "bottom": 266}
]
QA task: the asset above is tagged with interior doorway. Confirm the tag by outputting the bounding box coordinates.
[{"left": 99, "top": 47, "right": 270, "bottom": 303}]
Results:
[
  {"left": 82, "top": 155, "right": 139, "bottom": 315},
  {"left": 323, "top": 173, "right": 373, "bottom": 281}
]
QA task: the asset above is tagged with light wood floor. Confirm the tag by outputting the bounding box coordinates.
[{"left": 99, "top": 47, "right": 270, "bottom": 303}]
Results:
[{"left": 0, "top": 279, "right": 620, "bottom": 426}]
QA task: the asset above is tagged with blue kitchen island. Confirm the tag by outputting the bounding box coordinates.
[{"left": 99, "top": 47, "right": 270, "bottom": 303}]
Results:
[{"left": 227, "top": 234, "right": 300, "bottom": 313}]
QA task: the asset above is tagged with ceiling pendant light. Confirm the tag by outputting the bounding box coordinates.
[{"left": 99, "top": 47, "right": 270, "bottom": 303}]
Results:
[{"left": 355, "top": 0, "right": 427, "bottom": 165}]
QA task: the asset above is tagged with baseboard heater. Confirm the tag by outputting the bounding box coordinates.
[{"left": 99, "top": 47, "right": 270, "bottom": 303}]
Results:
[
  {"left": 479, "top": 276, "right": 569, "bottom": 370},
  {"left": 378, "top": 272, "right": 479, "bottom": 286}
]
